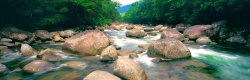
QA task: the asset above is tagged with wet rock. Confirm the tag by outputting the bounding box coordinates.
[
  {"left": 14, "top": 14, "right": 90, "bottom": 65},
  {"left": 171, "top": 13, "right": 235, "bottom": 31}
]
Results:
[
  {"left": 109, "top": 39, "right": 114, "bottom": 45},
  {"left": 82, "top": 56, "right": 99, "bottom": 63},
  {"left": 38, "top": 48, "right": 62, "bottom": 61},
  {"left": 0, "top": 64, "right": 10, "bottom": 75},
  {"left": 175, "top": 23, "right": 191, "bottom": 33},
  {"left": 0, "top": 48, "right": 14, "bottom": 55},
  {"left": 135, "top": 50, "right": 144, "bottom": 54},
  {"left": 0, "top": 42, "right": 15, "bottom": 47},
  {"left": 186, "top": 72, "right": 215, "bottom": 80},
  {"left": 0, "top": 26, "right": 29, "bottom": 41},
  {"left": 184, "top": 41, "right": 195, "bottom": 43},
  {"left": 144, "top": 28, "right": 154, "bottom": 32},
  {"left": 161, "top": 28, "right": 185, "bottom": 41},
  {"left": 44, "top": 41, "right": 56, "bottom": 44},
  {"left": 0, "top": 46, "right": 8, "bottom": 50},
  {"left": 34, "top": 30, "right": 52, "bottom": 40},
  {"left": 59, "top": 30, "right": 75, "bottom": 38},
  {"left": 129, "top": 54, "right": 139, "bottom": 59},
  {"left": 114, "top": 58, "right": 147, "bottom": 80},
  {"left": 60, "top": 72, "right": 81, "bottom": 80},
  {"left": 100, "top": 45, "right": 118, "bottom": 61},
  {"left": 138, "top": 44, "right": 150, "bottom": 50},
  {"left": 50, "top": 31, "right": 59, "bottom": 37},
  {"left": 148, "top": 38, "right": 191, "bottom": 59},
  {"left": 147, "top": 71, "right": 178, "bottom": 80},
  {"left": 21, "top": 44, "right": 37, "bottom": 56},
  {"left": 183, "top": 25, "right": 212, "bottom": 40},
  {"left": 65, "top": 61, "right": 87, "bottom": 69},
  {"left": 134, "top": 26, "right": 144, "bottom": 30},
  {"left": 154, "top": 25, "right": 163, "bottom": 31},
  {"left": 147, "top": 32, "right": 157, "bottom": 36},
  {"left": 84, "top": 70, "right": 121, "bottom": 80},
  {"left": 126, "top": 25, "right": 134, "bottom": 30},
  {"left": 225, "top": 35, "right": 247, "bottom": 44},
  {"left": 159, "top": 27, "right": 168, "bottom": 32},
  {"left": 53, "top": 35, "right": 64, "bottom": 42},
  {"left": 23, "top": 60, "right": 54, "bottom": 73},
  {"left": 210, "top": 20, "right": 228, "bottom": 42},
  {"left": 196, "top": 37, "right": 212, "bottom": 43},
  {"left": 62, "top": 30, "right": 109, "bottom": 56},
  {"left": 114, "top": 45, "right": 121, "bottom": 50},
  {"left": 1, "top": 38, "right": 12, "bottom": 42},
  {"left": 125, "top": 29, "right": 145, "bottom": 38},
  {"left": 117, "top": 50, "right": 133, "bottom": 56},
  {"left": 151, "top": 58, "right": 162, "bottom": 63},
  {"left": 113, "top": 26, "right": 122, "bottom": 31}
]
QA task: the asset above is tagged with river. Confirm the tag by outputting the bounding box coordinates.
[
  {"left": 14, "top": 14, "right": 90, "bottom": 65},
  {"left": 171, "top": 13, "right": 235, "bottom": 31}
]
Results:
[{"left": 0, "top": 28, "right": 250, "bottom": 80}]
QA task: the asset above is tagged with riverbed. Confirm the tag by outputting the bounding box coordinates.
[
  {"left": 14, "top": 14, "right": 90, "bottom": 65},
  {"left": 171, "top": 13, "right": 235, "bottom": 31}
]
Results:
[{"left": 0, "top": 28, "right": 250, "bottom": 80}]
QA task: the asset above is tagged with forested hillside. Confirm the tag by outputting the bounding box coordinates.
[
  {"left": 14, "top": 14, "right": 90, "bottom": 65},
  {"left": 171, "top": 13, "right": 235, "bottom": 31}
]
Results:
[
  {"left": 0, "top": 0, "right": 121, "bottom": 31},
  {"left": 122, "top": 0, "right": 250, "bottom": 28}
]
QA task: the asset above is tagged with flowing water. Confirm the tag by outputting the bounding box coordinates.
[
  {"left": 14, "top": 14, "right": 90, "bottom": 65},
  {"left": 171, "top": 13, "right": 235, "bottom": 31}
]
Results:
[{"left": 0, "top": 28, "right": 250, "bottom": 80}]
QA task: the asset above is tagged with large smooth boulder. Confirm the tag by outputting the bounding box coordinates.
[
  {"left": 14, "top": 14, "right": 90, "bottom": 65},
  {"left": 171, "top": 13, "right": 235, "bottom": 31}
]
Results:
[
  {"left": 62, "top": 30, "right": 109, "bottom": 56},
  {"left": 0, "top": 64, "right": 10, "bottom": 75},
  {"left": 138, "top": 44, "right": 150, "bottom": 50},
  {"left": 84, "top": 70, "right": 121, "bottom": 80},
  {"left": 0, "top": 26, "right": 29, "bottom": 41},
  {"left": 100, "top": 45, "right": 118, "bottom": 61},
  {"left": 21, "top": 44, "right": 37, "bottom": 56},
  {"left": 196, "top": 37, "right": 212, "bottom": 43},
  {"left": 148, "top": 38, "right": 191, "bottom": 59},
  {"left": 125, "top": 29, "right": 145, "bottom": 38},
  {"left": 183, "top": 25, "right": 212, "bottom": 40},
  {"left": 23, "top": 60, "right": 54, "bottom": 73},
  {"left": 113, "top": 58, "right": 147, "bottom": 80},
  {"left": 34, "top": 30, "right": 52, "bottom": 40},
  {"left": 65, "top": 61, "right": 87, "bottom": 69},
  {"left": 59, "top": 30, "right": 75, "bottom": 38},
  {"left": 161, "top": 28, "right": 185, "bottom": 41}
]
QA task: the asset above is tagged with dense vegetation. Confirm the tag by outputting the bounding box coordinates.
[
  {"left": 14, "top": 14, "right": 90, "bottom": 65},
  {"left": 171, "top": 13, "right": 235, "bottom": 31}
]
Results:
[
  {"left": 0, "top": 0, "right": 121, "bottom": 31},
  {"left": 122, "top": 0, "right": 250, "bottom": 28}
]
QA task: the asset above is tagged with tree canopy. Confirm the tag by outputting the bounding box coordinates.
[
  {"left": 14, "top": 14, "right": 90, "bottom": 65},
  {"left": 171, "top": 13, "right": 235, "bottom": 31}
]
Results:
[
  {"left": 0, "top": 0, "right": 120, "bottom": 31},
  {"left": 122, "top": 0, "right": 250, "bottom": 28}
]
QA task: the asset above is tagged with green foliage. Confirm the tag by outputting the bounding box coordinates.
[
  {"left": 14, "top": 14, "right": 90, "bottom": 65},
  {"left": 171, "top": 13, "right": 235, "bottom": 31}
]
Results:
[
  {"left": 0, "top": 0, "right": 120, "bottom": 31},
  {"left": 123, "top": 0, "right": 250, "bottom": 27}
]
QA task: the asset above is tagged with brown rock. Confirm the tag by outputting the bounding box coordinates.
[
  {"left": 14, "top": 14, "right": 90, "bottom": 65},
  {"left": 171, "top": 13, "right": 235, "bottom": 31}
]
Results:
[
  {"left": 129, "top": 54, "right": 139, "bottom": 59},
  {"left": 59, "top": 30, "right": 75, "bottom": 38},
  {"left": 114, "top": 58, "right": 147, "bottom": 80},
  {"left": 135, "top": 50, "right": 144, "bottom": 54},
  {"left": 126, "top": 25, "right": 134, "bottom": 30},
  {"left": 147, "top": 71, "right": 179, "bottom": 80},
  {"left": 0, "top": 64, "right": 10, "bottom": 75},
  {"left": 23, "top": 60, "right": 54, "bottom": 73},
  {"left": 147, "top": 32, "right": 157, "bottom": 36},
  {"left": 21, "top": 44, "right": 37, "bottom": 56},
  {"left": 148, "top": 38, "right": 191, "bottom": 59},
  {"left": 53, "top": 35, "right": 64, "bottom": 42},
  {"left": 60, "top": 72, "right": 81, "bottom": 80},
  {"left": 62, "top": 30, "right": 109, "bottom": 56},
  {"left": 125, "top": 29, "right": 145, "bottom": 38},
  {"left": 0, "top": 26, "right": 29, "bottom": 41},
  {"left": 186, "top": 72, "right": 215, "bottom": 80},
  {"left": 159, "top": 27, "right": 168, "bottom": 32},
  {"left": 117, "top": 50, "right": 133, "bottom": 56},
  {"left": 0, "top": 48, "right": 14, "bottom": 55},
  {"left": 144, "top": 28, "right": 154, "bottom": 32},
  {"left": 113, "top": 26, "right": 122, "bottom": 31},
  {"left": 161, "top": 28, "right": 185, "bottom": 41},
  {"left": 154, "top": 25, "right": 163, "bottom": 31},
  {"left": 65, "top": 61, "right": 87, "bottom": 69},
  {"left": 138, "top": 44, "right": 150, "bottom": 50},
  {"left": 100, "top": 45, "right": 118, "bottom": 61},
  {"left": 196, "top": 37, "right": 212, "bottom": 43},
  {"left": 151, "top": 58, "right": 162, "bottom": 62},
  {"left": 175, "top": 23, "right": 191, "bottom": 33},
  {"left": 84, "top": 70, "right": 121, "bottom": 80},
  {"left": 0, "top": 46, "right": 8, "bottom": 50},
  {"left": 38, "top": 48, "right": 62, "bottom": 61},
  {"left": 1, "top": 38, "right": 12, "bottom": 42},
  {"left": 183, "top": 25, "right": 212, "bottom": 40},
  {"left": 34, "top": 30, "right": 52, "bottom": 40}
]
